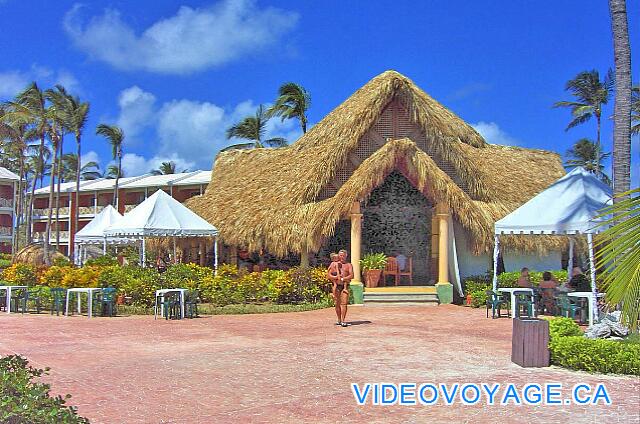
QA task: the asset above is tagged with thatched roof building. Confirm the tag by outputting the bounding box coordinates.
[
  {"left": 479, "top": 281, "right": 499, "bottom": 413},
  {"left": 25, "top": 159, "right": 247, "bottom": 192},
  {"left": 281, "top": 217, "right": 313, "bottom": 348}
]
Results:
[
  {"left": 188, "top": 70, "right": 565, "bottom": 259},
  {"left": 13, "top": 243, "right": 66, "bottom": 265}
]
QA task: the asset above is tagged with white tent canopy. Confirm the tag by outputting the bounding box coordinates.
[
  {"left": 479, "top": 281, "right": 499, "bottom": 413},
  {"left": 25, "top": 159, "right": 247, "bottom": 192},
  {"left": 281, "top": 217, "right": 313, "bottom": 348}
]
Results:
[
  {"left": 74, "top": 205, "right": 133, "bottom": 264},
  {"left": 492, "top": 167, "right": 613, "bottom": 322},
  {"left": 104, "top": 189, "right": 219, "bottom": 267},
  {"left": 495, "top": 167, "right": 612, "bottom": 236},
  {"left": 75, "top": 205, "right": 125, "bottom": 244}
]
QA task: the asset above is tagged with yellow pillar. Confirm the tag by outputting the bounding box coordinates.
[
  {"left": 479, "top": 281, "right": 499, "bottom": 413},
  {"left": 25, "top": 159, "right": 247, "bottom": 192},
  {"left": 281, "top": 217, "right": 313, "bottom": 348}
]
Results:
[
  {"left": 436, "top": 203, "right": 453, "bottom": 304},
  {"left": 437, "top": 204, "right": 449, "bottom": 284},
  {"left": 349, "top": 201, "right": 364, "bottom": 304}
]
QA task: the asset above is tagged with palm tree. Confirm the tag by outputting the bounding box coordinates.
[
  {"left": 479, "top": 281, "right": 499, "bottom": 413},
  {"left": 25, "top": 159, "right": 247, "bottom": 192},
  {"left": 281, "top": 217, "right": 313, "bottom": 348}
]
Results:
[
  {"left": 632, "top": 86, "right": 639, "bottom": 136},
  {"left": 595, "top": 188, "right": 640, "bottom": 331},
  {"left": 223, "top": 105, "right": 287, "bottom": 151},
  {"left": 150, "top": 161, "right": 180, "bottom": 175},
  {"left": 104, "top": 164, "right": 124, "bottom": 179},
  {"left": 9, "top": 83, "right": 49, "bottom": 242},
  {"left": 0, "top": 106, "right": 32, "bottom": 251},
  {"left": 42, "top": 87, "right": 69, "bottom": 262},
  {"left": 554, "top": 70, "right": 613, "bottom": 175},
  {"left": 61, "top": 95, "right": 89, "bottom": 260},
  {"left": 565, "top": 139, "right": 611, "bottom": 185},
  {"left": 61, "top": 153, "right": 101, "bottom": 181},
  {"left": 267, "top": 82, "right": 311, "bottom": 134},
  {"left": 96, "top": 124, "right": 124, "bottom": 205},
  {"left": 609, "top": 0, "right": 632, "bottom": 197}
]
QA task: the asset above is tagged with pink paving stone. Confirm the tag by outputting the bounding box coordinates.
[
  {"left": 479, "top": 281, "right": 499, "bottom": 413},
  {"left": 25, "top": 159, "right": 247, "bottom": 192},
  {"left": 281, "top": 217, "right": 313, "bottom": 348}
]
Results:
[{"left": 0, "top": 305, "right": 638, "bottom": 423}]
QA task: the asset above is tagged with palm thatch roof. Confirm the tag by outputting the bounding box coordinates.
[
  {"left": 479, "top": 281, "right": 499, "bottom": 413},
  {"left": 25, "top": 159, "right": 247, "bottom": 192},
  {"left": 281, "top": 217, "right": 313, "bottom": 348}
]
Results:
[
  {"left": 12, "top": 243, "right": 66, "bottom": 265},
  {"left": 188, "top": 70, "right": 566, "bottom": 256}
]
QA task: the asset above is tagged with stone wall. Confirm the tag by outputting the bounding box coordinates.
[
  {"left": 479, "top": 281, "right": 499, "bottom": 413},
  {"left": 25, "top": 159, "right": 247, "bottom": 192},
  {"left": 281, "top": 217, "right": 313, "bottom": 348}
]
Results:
[{"left": 361, "top": 171, "right": 433, "bottom": 283}]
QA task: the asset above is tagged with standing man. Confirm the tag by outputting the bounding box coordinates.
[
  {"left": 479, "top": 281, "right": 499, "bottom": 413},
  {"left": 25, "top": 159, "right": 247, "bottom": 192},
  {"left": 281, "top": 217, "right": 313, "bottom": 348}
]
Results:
[{"left": 337, "top": 249, "right": 353, "bottom": 327}]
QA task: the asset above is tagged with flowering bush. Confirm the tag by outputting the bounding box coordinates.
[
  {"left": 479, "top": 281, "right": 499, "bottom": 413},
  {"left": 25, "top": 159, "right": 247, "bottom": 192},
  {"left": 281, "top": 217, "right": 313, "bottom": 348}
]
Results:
[
  {"left": 1, "top": 263, "right": 37, "bottom": 286},
  {"left": 61, "top": 266, "right": 102, "bottom": 288},
  {"left": 40, "top": 266, "right": 71, "bottom": 287}
]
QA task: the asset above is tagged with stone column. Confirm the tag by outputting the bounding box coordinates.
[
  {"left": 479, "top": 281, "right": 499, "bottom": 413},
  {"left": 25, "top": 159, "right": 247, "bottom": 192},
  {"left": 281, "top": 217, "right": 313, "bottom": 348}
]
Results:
[
  {"left": 435, "top": 203, "right": 453, "bottom": 304},
  {"left": 349, "top": 201, "right": 363, "bottom": 304}
]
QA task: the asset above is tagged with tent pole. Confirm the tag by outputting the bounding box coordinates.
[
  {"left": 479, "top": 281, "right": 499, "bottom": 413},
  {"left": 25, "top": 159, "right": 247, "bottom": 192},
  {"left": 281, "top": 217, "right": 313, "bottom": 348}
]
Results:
[
  {"left": 567, "top": 237, "right": 575, "bottom": 277},
  {"left": 103, "top": 237, "right": 107, "bottom": 255},
  {"left": 141, "top": 238, "right": 146, "bottom": 267},
  {"left": 586, "top": 233, "right": 598, "bottom": 323},
  {"left": 492, "top": 235, "right": 500, "bottom": 292},
  {"left": 214, "top": 236, "right": 219, "bottom": 274}
]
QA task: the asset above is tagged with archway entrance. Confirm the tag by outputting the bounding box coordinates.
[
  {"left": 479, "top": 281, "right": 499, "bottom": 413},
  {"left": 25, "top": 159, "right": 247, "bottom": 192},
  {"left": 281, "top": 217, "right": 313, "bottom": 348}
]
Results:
[{"left": 362, "top": 171, "right": 433, "bottom": 285}]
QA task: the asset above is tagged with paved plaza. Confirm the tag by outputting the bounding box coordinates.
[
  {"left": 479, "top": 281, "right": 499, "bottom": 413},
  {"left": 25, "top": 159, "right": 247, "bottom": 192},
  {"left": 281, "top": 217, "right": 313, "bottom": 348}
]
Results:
[{"left": 1, "top": 305, "right": 638, "bottom": 423}]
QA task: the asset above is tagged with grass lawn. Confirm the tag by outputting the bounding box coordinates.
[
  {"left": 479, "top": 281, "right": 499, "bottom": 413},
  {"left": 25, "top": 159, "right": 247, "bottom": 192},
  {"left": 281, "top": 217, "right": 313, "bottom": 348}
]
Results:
[{"left": 118, "top": 300, "right": 333, "bottom": 316}]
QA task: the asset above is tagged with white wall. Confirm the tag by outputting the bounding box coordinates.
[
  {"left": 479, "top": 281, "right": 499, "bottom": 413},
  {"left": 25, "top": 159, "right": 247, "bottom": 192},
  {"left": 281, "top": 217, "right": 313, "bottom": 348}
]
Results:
[{"left": 453, "top": 221, "right": 563, "bottom": 279}]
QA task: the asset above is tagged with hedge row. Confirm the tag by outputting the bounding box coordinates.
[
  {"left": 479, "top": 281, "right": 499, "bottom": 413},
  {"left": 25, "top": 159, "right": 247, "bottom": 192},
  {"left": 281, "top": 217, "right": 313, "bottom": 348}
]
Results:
[
  {"left": 547, "top": 318, "right": 640, "bottom": 376},
  {"left": 0, "top": 261, "right": 332, "bottom": 307},
  {"left": 464, "top": 270, "right": 568, "bottom": 308}
]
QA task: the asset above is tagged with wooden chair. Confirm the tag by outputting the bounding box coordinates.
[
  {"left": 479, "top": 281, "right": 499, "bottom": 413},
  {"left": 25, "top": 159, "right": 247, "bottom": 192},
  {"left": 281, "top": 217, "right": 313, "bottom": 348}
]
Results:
[
  {"left": 382, "top": 257, "right": 399, "bottom": 286},
  {"left": 382, "top": 257, "right": 414, "bottom": 286},
  {"left": 398, "top": 257, "right": 413, "bottom": 285}
]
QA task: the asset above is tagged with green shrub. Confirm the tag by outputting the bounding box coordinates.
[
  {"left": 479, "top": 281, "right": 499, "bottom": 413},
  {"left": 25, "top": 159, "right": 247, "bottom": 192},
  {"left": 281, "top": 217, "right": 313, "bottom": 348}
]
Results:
[
  {"left": 0, "top": 355, "right": 89, "bottom": 423},
  {"left": 0, "top": 258, "right": 11, "bottom": 268},
  {"left": 546, "top": 317, "right": 639, "bottom": 375},
  {"left": 52, "top": 256, "right": 72, "bottom": 267},
  {"left": 547, "top": 317, "right": 583, "bottom": 338},
  {"left": 84, "top": 255, "right": 119, "bottom": 267},
  {"left": 160, "top": 263, "right": 213, "bottom": 292},
  {"left": 549, "top": 336, "right": 640, "bottom": 375},
  {"left": 360, "top": 253, "right": 387, "bottom": 271}
]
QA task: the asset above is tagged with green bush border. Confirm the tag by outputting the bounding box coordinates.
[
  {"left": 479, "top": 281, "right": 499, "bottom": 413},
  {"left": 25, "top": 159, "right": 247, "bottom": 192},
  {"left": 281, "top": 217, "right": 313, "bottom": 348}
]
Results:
[{"left": 546, "top": 317, "right": 640, "bottom": 375}]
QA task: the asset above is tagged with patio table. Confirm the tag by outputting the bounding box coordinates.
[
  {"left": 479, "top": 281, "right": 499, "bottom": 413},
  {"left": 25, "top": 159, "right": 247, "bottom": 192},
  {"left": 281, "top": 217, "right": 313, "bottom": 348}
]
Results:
[
  {"left": 0, "top": 285, "right": 28, "bottom": 314},
  {"left": 65, "top": 288, "right": 103, "bottom": 318},
  {"left": 567, "top": 292, "right": 604, "bottom": 327},
  {"left": 155, "top": 288, "right": 187, "bottom": 319},
  {"left": 497, "top": 287, "right": 536, "bottom": 318}
]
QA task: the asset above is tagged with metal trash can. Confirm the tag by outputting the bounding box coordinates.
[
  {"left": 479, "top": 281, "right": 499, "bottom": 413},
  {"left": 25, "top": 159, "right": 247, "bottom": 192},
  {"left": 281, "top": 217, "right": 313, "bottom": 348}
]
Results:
[{"left": 511, "top": 318, "right": 549, "bottom": 367}]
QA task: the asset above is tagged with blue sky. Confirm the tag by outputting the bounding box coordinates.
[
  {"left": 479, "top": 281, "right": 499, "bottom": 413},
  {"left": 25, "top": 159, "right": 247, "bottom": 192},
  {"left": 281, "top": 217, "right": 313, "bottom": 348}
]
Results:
[{"left": 0, "top": 0, "right": 638, "bottom": 185}]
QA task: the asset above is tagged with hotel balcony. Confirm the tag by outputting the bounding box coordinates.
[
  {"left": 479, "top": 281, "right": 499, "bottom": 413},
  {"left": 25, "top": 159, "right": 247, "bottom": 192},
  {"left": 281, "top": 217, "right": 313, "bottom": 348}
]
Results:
[
  {"left": 0, "top": 197, "right": 13, "bottom": 210},
  {"left": 0, "top": 226, "right": 12, "bottom": 237},
  {"left": 32, "top": 230, "right": 70, "bottom": 242}
]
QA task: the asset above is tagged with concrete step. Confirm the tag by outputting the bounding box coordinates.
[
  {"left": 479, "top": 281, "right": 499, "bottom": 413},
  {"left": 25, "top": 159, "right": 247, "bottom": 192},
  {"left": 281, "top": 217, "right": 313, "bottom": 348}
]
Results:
[{"left": 363, "top": 292, "right": 439, "bottom": 305}]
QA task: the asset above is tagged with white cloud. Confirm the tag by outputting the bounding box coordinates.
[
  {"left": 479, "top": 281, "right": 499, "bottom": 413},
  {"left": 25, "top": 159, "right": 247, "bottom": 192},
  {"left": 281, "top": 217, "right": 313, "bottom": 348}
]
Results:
[
  {"left": 156, "top": 99, "right": 302, "bottom": 167},
  {"left": 116, "top": 86, "right": 157, "bottom": 143},
  {"left": 0, "top": 70, "right": 29, "bottom": 98},
  {"left": 81, "top": 150, "right": 101, "bottom": 167},
  {"left": 471, "top": 121, "right": 520, "bottom": 146},
  {"left": 120, "top": 152, "right": 195, "bottom": 177},
  {"left": 63, "top": 0, "right": 298, "bottom": 74},
  {"left": 0, "top": 66, "right": 81, "bottom": 99}
]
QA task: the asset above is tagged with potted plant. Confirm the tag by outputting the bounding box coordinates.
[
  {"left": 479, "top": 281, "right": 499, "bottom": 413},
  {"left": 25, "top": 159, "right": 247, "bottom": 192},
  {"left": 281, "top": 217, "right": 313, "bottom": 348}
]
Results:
[{"left": 360, "top": 253, "right": 387, "bottom": 288}]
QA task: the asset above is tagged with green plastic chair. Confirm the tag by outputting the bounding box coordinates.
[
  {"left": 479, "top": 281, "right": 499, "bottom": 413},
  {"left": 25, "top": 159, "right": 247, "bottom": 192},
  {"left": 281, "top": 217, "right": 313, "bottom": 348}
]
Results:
[
  {"left": 27, "top": 288, "right": 42, "bottom": 314},
  {"left": 185, "top": 290, "right": 200, "bottom": 319},
  {"left": 50, "top": 288, "right": 66, "bottom": 316},
  {"left": 10, "top": 288, "right": 28, "bottom": 314},
  {"left": 514, "top": 291, "right": 535, "bottom": 318},
  {"left": 556, "top": 295, "right": 583, "bottom": 322},
  {"left": 100, "top": 288, "right": 118, "bottom": 317},
  {"left": 157, "top": 291, "right": 181, "bottom": 320},
  {"left": 485, "top": 290, "right": 509, "bottom": 319}
]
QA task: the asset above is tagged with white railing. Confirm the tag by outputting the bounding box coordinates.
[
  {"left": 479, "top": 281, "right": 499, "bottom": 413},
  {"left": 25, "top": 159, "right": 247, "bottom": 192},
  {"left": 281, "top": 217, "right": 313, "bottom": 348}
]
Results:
[
  {"left": 33, "top": 230, "right": 69, "bottom": 241},
  {"left": 0, "top": 227, "right": 11, "bottom": 236},
  {"left": 32, "top": 207, "right": 70, "bottom": 216},
  {"left": 124, "top": 203, "right": 139, "bottom": 212},
  {"left": 0, "top": 198, "right": 12, "bottom": 208}
]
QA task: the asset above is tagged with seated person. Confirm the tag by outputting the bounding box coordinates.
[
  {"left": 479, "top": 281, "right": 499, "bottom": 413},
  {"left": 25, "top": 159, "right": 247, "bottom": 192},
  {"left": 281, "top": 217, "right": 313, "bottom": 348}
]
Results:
[
  {"left": 539, "top": 271, "right": 558, "bottom": 289},
  {"left": 395, "top": 252, "right": 407, "bottom": 272},
  {"left": 568, "top": 266, "right": 591, "bottom": 292},
  {"left": 516, "top": 267, "right": 533, "bottom": 288}
]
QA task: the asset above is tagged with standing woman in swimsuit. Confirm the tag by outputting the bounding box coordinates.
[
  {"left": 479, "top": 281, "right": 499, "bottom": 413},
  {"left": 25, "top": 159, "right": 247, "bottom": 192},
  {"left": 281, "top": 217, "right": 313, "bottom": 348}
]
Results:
[{"left": 327, "top": 253, "right": 342, "bottom": 325}]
